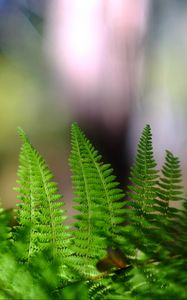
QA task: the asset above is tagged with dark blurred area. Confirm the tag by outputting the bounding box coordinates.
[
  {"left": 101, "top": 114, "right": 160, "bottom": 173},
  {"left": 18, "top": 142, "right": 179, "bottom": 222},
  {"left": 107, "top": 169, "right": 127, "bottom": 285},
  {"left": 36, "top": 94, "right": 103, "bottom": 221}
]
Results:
[{"left": 0, "top": 0, "right": 187, "bottom": 214}]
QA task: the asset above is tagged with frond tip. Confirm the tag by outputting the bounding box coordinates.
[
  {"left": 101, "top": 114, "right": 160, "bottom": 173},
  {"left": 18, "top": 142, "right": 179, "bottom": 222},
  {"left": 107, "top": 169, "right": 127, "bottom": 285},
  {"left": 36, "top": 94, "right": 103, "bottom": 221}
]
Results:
[{"left": 17, "top": 127, "right": 30, "bottom": 143}]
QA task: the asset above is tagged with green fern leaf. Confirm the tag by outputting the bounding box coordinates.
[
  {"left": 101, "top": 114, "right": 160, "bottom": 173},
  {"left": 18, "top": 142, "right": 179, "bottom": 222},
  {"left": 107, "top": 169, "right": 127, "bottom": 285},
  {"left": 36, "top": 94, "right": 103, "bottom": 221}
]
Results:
[
  {"left": 159, "top": 150, "right": 183, "bottom": 209},
  {"left": 0, "top": 205, "right": 11, "bottom": 253},
  {"left": 158, "top": 150, "right": 184, "bottom": 232},
  {"left": 121, "top": 125, "right": 160, "bottom": 257},
  {"left": 14, "top": 128, "right": 70, "bottom": 262},
  {"left": 69, "top": 123, "right": 125, "bottom": 276}
]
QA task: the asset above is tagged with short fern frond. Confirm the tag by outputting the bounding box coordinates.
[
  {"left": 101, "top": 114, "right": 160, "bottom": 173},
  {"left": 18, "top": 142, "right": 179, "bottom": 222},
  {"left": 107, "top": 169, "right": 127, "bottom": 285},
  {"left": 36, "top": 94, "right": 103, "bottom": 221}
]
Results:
[
  {"left": 155, "top": 150, "right": 184, "bottom": 256},
  {"left": 158, "top": 150, "right": 183, "bottom": 212}
]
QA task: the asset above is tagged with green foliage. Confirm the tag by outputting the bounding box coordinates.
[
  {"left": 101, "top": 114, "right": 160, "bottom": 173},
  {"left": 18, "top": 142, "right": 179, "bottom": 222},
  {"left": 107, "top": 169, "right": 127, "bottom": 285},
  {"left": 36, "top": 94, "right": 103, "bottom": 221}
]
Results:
[
  {"left": 69, "top": 123, "right": 125, "bottom": 277},
  {"left": 0, "top": 123, "right": 186, "bottom": 299},
  {"left": 14, "top": 128, "right": 70, "bottom": 263},
  {"left": 120, "top": 125, "right": 161, "bottom": 257}
]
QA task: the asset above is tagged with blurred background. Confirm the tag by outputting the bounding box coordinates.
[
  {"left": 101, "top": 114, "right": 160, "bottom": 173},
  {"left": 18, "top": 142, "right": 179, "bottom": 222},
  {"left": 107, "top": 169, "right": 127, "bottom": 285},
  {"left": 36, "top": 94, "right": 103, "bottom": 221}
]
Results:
[{"left": 0, "top": 0, "right": 187, "bottom": 216}]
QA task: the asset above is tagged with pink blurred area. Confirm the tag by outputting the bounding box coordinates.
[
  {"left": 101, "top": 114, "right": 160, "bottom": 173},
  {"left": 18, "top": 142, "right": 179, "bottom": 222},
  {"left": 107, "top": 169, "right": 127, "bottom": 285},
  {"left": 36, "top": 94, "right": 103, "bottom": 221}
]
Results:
[{"left": 45, "top": 0, "right": 149, "bottom": 129}]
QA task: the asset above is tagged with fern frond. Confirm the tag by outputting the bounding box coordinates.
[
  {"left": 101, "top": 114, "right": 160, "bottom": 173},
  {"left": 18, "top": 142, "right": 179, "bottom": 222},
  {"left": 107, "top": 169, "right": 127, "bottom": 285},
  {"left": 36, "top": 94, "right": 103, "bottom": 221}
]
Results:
[
  {"left": 0, "top": 205, "right": 11, "bottom": 253},
  {"left": 0, "top": 245, "right": 63, "bottom": 300},
  {"left": 14, "top": 128, "right": 70, "bottom": 262},
  {"left": 88, "top": 277, "right": 112, "bottom": 300},
  {"left": 87, "top": 267, "right": 134, "bottom": 300},
  {"left": 129, "top": 257, "right": 187, "bottom": 300},
  {"left": 69, "top": 123, "right": 125, "bottom": 276},
  {"left": 120, "top": 125, "right": 160, "bottom": 257},
  {"left": 122, "top": 141, "right": 187, "bottom": 298},
  {"left": 158, "top": 150, "right": 183, "bottom": 212},
  {"left": 180, "top": 196, "right": 187, "bottom": 258},
  {"left": 156, "top": 150, "right": 183, "bottom": 254}
]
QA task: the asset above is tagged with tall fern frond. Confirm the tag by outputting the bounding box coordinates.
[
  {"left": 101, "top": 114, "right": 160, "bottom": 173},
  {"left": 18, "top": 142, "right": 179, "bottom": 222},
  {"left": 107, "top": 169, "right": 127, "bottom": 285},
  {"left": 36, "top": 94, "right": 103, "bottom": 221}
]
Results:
[
  {"left": 69, "top": 123, "right": 125, "bottom": 276},
  {"left": 14, "top": 128, "right": 70, "bottom": 262}
]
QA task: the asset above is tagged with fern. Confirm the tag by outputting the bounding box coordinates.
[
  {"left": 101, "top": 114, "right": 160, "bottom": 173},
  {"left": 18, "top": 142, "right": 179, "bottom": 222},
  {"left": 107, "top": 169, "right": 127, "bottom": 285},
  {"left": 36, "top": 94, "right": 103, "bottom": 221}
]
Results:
[
  {"left": 156, "top": 150, "right": 184, "bottom": 255},
  {"left": 118, "top": 125, "right": 161, "bottom": 258},
  {"left": 69, "top": 123, "right": 125, "bottom": 277},
  {"left": 0, "top": 123, "right": 186, "bottom": 299},
  {"left": 14, "top": 128, "right": 70, "bottom": 263},
  {"left": 0, "top": 205, "right": 11, "bottom": 252},
  {"left": 159, "top": 150, "right": 183, "bottom": 211}
]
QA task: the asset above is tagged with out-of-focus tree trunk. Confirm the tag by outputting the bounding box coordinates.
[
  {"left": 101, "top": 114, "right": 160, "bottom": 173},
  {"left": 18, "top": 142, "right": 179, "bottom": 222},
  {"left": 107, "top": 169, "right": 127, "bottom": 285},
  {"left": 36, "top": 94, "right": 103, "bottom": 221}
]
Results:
[{"left": 45, "top": 0, "right": 149, "bottom": 185}]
